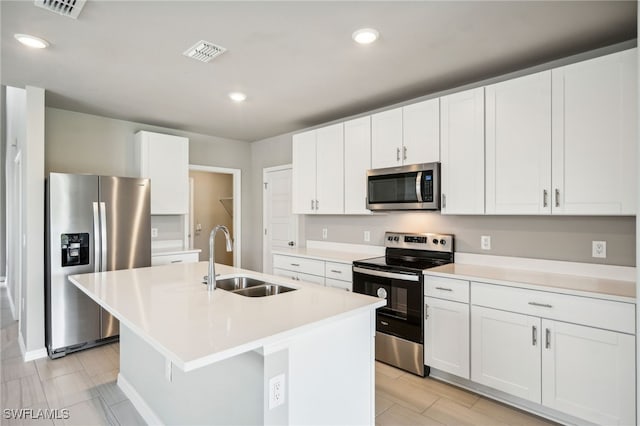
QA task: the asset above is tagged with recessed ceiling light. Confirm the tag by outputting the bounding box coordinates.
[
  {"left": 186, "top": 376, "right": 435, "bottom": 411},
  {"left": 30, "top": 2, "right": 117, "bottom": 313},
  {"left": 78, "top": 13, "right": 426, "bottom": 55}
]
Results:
[
  {"left": 14, "top": 33, "right": 50, "bottom": 49},
  {"left": 229, "top": 92, "right": 247, "bottom": 102},
  {"left": 352, "top": 28, "right": 379, "bottom": 45}
]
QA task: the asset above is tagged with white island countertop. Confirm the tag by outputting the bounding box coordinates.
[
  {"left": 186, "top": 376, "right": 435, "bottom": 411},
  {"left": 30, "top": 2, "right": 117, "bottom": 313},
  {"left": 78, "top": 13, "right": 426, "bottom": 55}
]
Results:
[{"left": 69, "top": 262, "right": 384, "bottom": 372}]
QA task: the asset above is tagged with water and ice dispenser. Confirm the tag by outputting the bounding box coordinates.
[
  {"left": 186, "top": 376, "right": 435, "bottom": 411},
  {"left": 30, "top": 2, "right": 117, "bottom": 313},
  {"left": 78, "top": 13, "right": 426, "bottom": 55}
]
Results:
[{"left": 60, "top": 233, "right": 90, "bottom": 267}]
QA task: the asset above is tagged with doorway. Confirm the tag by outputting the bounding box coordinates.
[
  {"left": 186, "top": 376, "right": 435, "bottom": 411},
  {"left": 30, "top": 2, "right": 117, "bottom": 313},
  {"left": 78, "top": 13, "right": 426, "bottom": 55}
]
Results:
[
  {"left": 189, "top": 165, "right": 241, "bottom": 267},
  {"left": 262, "top": 165, "right": 298, "bottom": 274}
]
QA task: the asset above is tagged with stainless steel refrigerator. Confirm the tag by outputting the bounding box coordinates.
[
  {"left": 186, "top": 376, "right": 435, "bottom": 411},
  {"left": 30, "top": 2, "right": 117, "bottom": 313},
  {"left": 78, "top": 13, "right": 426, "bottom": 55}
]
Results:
[{"left": 45, "top": 172, "right": 151, "bottom": 358}]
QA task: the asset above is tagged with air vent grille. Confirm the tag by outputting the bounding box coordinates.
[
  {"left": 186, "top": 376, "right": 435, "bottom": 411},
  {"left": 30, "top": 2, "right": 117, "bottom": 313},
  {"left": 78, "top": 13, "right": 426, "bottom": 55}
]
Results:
[
  {"left": 183, "top": 40, "right": 227, "bottom": 63},
  {"left": 34, "top": 0, "right": 86, "bottom": 19}
]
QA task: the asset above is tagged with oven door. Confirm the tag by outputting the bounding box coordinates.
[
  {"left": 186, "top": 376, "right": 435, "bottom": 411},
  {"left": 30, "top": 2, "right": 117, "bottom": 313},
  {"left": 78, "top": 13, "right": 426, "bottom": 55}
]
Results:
[{"left": 352, "top": 266, "right": 423, "bottom": 343}]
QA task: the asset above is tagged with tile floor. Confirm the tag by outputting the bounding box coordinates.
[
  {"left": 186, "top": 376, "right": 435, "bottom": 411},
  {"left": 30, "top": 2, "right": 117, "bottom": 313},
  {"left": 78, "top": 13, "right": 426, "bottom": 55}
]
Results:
[{"left": 1, "top": 286, "right": 555, "bottom": 425}]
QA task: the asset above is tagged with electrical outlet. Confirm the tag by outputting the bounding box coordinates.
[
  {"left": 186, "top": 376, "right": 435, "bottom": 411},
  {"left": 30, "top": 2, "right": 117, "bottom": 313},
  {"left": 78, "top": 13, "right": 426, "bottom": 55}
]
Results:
[
  {"left": 592, "top": 241, "right": 607, "bottom": 258},
  {"left": 151, "top": 228, "right": 158, "bottom": 238},
  {"left": 481, "top": 235, "right": 491, "bottom": 250},
  {"left": 268, "top": 373, "right": 285, "bottom": 410},
  {"left": 322, "top": 228, "right": 328, "bottom": 240},
  {"left": 364, "top": 231, "right": 371, "bottom": 242}
]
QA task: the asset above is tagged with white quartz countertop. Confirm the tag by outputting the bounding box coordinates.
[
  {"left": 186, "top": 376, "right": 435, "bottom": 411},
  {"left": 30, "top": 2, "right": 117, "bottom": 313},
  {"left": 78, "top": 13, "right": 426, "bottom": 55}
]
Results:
[
  {"left": 69, "top": 262, "right": 384, "bottom": 372},
  {"left": 272, "top": 247, "right": 378, "bottom": 263},
  {"left": 425, "top": 263, "right": 636, "bottom": 302},
  {"left": 151, "top": 248, "right": 201, "bottom": 256}
]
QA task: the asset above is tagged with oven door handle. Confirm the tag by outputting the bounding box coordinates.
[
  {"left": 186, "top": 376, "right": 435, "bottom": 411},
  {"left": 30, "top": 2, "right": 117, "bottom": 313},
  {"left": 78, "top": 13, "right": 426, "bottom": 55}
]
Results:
[{"left": 353, "top": 267, "right": 420, "bottom": 282}]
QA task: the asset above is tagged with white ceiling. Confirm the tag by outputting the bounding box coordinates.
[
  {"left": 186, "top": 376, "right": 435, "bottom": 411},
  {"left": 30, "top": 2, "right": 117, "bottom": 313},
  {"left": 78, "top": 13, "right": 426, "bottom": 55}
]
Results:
[{"left": 1, "top": 1, "right": 636, "bottom": 142}]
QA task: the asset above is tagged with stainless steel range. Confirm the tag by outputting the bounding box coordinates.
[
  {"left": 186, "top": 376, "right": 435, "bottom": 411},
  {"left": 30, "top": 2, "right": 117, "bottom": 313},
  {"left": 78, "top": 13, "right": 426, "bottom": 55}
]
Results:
[{"left": 352, "top": 232, "right": 454, "bottom": 376}]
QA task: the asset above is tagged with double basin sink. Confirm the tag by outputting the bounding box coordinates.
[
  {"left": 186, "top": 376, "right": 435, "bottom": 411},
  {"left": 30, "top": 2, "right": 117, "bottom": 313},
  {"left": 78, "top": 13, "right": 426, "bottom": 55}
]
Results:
[{"left": 206, "top": 276, "right": 296, "bottom": 297}]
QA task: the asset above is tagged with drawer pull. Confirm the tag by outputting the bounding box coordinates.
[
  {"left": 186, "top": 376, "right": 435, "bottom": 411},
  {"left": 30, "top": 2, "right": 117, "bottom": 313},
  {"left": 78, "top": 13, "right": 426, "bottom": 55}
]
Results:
[
  {"left": 170, "top": 260, "right": 183, "bottom": 263},
  {"left": 435, "top": 287, "right": 453, "bottom": 292},
  {"left": 528, "top": 302, "right": 553, "bottom": 309},
  {"left": 290, "top": 263, "right": 300, "bottom": 267},
  {"left": 381, "top": 321, "right": 389, "bottom": 326},
  {"left": 330, "top": 269, "right": 342, "bottom": 274},
  {"left": 532, "top": 325, "right": 537, "bottom": 346},
  {"left": 425, "top": 303, "right": 429, "bottom": 320},
  {"left": 545, "top": 328, "right": 551, "bottom": 349}
]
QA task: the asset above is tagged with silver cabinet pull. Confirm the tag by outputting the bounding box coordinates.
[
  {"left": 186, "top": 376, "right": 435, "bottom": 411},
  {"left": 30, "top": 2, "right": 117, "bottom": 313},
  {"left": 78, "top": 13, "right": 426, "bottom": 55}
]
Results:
[
  {"left": 555, "top": 189, "right": 560, "bottom": 207},
  {"left": 311, "top": 199, "right": 314, "bottom": 210},
  {"left": 425, "top": 303, "right": 429, "bottom": 320},
  {"left": 545, "top": 328, "right": 551, "bottom": 349},
  {"left": 330, "top": 270, "right": 342, "bottom": 274},
  {"left": 403, "top": 146, "right": 407, "bottom": 160},
  {"left": 170, "top": 260, "right": 183, "bottom": 263},
  {"left": 290, "top": 263, "right": 300, "bottom": 267},
  {"left": 435, "top": 287, "right": 453, "bottom": 292},
  {"left": 396, "top": 147, "right": 401, "bottom": 161},
  {"left": 532, "top": 325, "right": 537, "bottom": 346},
  {"left": 442, "top": 193, "right": 446, "bottom": 209},
  {"left": 528, "top": 302, "right": 553, "bottom": 309},
  {"left": 381, "top": 321, "right": 389, "bottom": 326},
  {"left": 316, "top": 199, "right": 319, "bottom": 210},
  {"left": 543, "top": 189, "right": 548, "bottom": 207}
]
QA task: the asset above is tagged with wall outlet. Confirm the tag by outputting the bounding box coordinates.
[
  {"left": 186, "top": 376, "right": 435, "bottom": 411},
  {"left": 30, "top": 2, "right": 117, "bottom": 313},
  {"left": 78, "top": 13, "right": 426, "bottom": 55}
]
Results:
[
  {"left": 268, "top": 373, "right": 285, "bottom": 410},
  {"left": 592, "top": 241, "right": 607, "bottom": 258},
  {"left": 481, "top": 235, "right": 491, "bottom": 250},
  {"left": 364, "top": 231, "right": 371, "bottom": 242},
  {"left": 322, "top": 228, "right": 328, "bottom": 240},
  {"left": 151, "top": 228, "right": 158, "bottom": 238}
]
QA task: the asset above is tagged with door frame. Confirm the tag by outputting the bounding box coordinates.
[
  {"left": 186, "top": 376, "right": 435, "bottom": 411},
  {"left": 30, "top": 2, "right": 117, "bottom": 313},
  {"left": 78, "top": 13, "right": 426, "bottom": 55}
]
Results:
[
  {"left": 189, "top": 165, "right": 241, "bottom": 268},
  {"left": 262, "top": 164, "right": 298, "bottom": 273}
]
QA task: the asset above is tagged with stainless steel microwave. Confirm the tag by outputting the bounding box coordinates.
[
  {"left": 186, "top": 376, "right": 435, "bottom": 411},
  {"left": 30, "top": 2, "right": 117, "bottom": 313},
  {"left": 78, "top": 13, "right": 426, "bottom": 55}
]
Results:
[{"left": 366, "top": 162, "right": 440, "bottom": 211}]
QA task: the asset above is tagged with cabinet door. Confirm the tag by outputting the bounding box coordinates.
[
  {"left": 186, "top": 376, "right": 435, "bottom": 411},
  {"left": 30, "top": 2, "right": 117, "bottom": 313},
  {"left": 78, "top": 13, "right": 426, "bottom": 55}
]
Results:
[
  {"left": 403, "top": 99, "right": 440, "bottom": 165},
  {"left": 471, "top": 306, "right": 541, "bottom": 403},
  {"left": 371, "top": 108, "right": 402, "bottom": 169},
  {"left": 292, "top": 130, "right": 317, "bottom": 214},
  {"left": 551, "top": 48, "right": 637, "bottom": 215},
  {"left": 440, "top": 87, "right": 485, "bottom": 214},
  {"left": 541, "top": 320, "right": 635, "bottom": 425},
  {"left": 425, "top": 297, "right": 469, "bottom": 379},
  {"left": 486, "top": 71, "right": 552, "bottom": 214},
  {"left": 316, "top": 123, "right": 344, "bottom": 214},
  {"left": 344, "top": 117, "right": 371, "bottom": 214},
  {"left": 137, "top": 131, "right": 189, "bottom": 214}
]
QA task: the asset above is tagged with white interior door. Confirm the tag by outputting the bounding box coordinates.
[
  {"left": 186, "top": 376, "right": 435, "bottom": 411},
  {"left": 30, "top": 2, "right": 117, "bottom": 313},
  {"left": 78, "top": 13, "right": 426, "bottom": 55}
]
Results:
[{"left": 263, "top": 166, "right": 298, "bottom": 274}]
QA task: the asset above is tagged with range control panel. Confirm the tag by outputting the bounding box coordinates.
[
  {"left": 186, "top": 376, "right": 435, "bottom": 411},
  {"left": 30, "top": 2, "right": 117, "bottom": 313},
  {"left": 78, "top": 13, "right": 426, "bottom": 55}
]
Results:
[{"left": 384, "top": 232, "right": 454, "bottom": 253}]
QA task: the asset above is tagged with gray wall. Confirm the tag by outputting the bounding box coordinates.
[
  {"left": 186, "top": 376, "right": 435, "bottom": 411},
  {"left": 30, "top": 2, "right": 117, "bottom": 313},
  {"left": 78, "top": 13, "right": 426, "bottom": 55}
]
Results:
[{"left": 45, "top": 107, "right": 255, "bottom": 268}]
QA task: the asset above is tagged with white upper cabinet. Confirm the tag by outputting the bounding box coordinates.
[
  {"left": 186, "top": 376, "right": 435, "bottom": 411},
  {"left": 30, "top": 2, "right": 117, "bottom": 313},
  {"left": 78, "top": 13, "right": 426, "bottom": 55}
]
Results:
[
  {"left": 292, "top": 124, "right": 344, "bottom": 215},
  {"left": 371, "top": 100, "right": 439, "bottom": 169},
  {"left": 403, "top": 98, "right": 440, "bottom": 165},
  {"left": 315, "top": 123, "right": 344, "bottom": 214},
  {"left": 440, "top": 87, "right": 485, "bottom": 215},
  {"left": 551, "top": 48, "right": 637, "bottom": 215},
  {"left": 485, "top": 71, "right": 552, "bottom": 214},
  {"left": 371, "top": 108, "right": 403, "bottom": 169},
  {"left": 134, "top": 131, "right": 189, "bottom": 215},
  {"left": 344, "top": 116, "right": 372, "bottom": 215},
  {"left": 292, "top": 130, "right": 318, "bottom": 214}
]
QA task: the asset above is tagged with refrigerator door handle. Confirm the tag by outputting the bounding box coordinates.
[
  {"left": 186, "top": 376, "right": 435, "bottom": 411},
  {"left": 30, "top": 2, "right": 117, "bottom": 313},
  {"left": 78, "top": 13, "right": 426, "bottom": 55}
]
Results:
[
  {"left": 92, "top": 202, "right": 100, "bottom": 272},
  {"left": 99, "top": 202, "right": 108, "bottom": 272}
]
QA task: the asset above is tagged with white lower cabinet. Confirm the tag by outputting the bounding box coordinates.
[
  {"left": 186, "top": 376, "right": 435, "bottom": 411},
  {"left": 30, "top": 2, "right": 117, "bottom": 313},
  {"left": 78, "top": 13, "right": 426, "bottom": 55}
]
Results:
[
  {"left": 470, "top": 281, "right": 636, "bottom": 425},
  {"left": 272, "top": 254, "right": 352, "bottom": 290},
  {"left": 151, "top": 252, "right": 199, "bottom": 266},
  {"left": 425, "top": 296, "right": 469, "bottom": 379}
]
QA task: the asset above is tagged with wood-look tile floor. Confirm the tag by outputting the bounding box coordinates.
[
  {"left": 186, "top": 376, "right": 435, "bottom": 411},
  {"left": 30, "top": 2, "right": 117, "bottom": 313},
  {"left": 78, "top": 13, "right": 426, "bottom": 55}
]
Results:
[{"left": 1, "top": 287, "right": 555, "bottom": 425}]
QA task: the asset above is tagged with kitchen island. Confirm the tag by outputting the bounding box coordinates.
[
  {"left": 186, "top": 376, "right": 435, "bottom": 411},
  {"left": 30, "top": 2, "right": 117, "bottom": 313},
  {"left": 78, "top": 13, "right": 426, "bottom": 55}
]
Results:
[{"left": 69, "top": 261, "right": 384, "bottom": 425}]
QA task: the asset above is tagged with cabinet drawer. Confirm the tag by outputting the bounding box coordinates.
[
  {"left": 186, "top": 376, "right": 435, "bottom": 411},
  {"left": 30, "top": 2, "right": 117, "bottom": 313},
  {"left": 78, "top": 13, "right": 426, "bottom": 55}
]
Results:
[
  {"left": 325, "top": 261, "right": 352, "bottom": 282},
  {"left": 472, "top": 282, "right": 635, "bottom": 334},
  {"left": 152, "top": 252, "right": 199, "bottom": 266},
  {"left": 273, "top": 255, "right": 324, "bottom": 276},
  {"left": 425, "top": 276, "right": 469, "bottom": 303},
  {"left": 326, "top": 278, "right": 352, "bottom": 292},
  {"left": 273, "top": 268, "right": 325, "bottom": 286}
]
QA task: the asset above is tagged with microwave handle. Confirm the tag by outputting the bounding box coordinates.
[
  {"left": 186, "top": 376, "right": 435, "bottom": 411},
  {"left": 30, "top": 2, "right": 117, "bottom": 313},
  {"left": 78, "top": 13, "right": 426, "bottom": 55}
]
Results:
[{"left": 415, "top": 172, "right": 423, "bottom": 202}]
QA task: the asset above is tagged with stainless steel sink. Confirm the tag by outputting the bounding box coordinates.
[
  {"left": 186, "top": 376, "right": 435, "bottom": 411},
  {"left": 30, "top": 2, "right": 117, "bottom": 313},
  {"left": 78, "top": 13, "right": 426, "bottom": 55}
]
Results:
[
  {"left": 232, "top": 284, "right": 296, "bottom": 297},
  {"left": 204, "top": 276, "right": 297, "bottom": 297}
]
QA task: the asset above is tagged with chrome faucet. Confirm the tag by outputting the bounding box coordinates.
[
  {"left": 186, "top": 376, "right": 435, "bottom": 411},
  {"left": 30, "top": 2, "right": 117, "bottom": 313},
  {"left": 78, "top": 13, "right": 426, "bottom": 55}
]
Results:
[{"left": 207, "top": 225, "right": 233, "bottom": 292}]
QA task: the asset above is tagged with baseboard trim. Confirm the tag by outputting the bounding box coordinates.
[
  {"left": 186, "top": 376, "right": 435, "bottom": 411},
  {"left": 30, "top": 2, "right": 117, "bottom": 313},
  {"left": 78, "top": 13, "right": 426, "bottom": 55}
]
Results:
[
  {"left": 17, "top": 333, "right": 48, "bottom": 362},
  {"left": 117, "top": 373, "right": 164, "bottom": 426}
]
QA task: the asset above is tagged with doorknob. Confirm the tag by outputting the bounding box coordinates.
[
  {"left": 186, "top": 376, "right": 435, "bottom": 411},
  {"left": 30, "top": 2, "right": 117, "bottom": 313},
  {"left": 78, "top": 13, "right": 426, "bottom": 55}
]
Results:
[{"left": 288, "top": 241, "right": 295, "bottom": 246}]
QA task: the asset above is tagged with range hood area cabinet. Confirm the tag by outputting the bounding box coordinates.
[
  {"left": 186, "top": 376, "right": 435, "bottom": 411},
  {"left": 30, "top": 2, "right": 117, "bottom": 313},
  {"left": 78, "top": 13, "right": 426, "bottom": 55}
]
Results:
[
  {"left": 486, "top": 48, "right": 637, "bottom": 215},
  {"left": 133, "top": 131, "right": 189, "bottom": 215},
  {"left": 371, "top": 98, "right": 440, "bottom": 169}
]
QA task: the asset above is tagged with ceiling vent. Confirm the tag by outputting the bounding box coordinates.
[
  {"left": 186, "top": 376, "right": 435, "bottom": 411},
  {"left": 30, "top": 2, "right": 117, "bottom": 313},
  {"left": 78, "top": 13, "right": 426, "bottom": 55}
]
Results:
[
  {"left": 183, "top": 40, "right": 226, "bottom": 63},
  {"left": 34, "top": 0, "right": 86, "bottom": 19}
]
